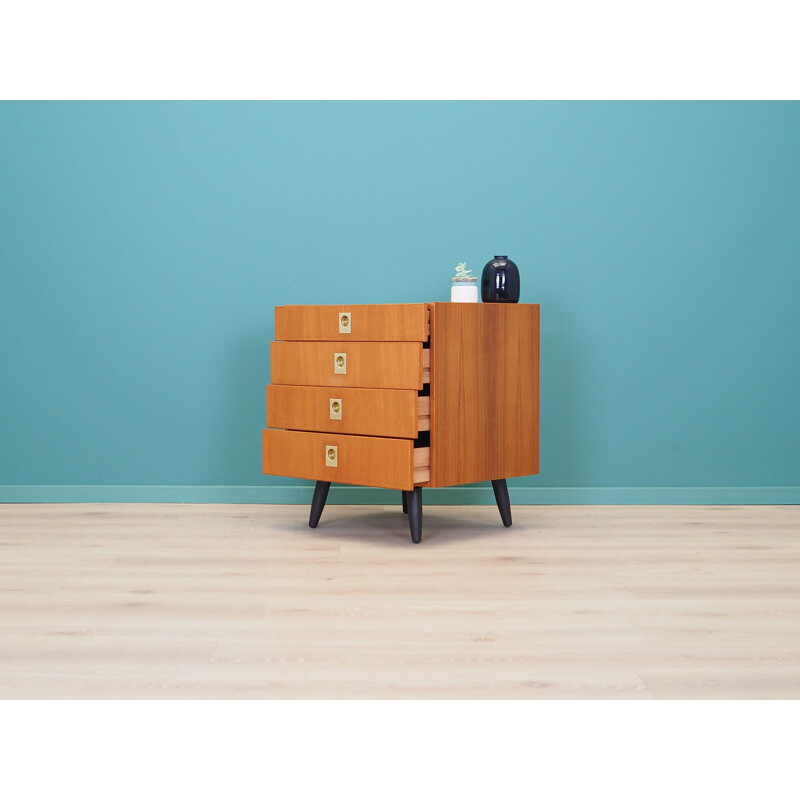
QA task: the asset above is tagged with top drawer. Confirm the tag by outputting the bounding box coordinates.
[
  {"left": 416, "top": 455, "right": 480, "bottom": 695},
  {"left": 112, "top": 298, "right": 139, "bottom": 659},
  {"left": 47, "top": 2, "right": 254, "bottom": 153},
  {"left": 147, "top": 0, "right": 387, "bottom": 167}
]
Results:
[{"left": 275, "top": 304, "right": 429, "bottom": 342}]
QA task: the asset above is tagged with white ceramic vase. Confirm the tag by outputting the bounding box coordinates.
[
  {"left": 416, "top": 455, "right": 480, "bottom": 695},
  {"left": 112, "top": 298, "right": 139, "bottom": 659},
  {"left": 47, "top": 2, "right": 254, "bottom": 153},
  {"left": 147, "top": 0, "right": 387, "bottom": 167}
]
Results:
[{"left": 451, "top": 280, "right": 479, "bottom": 303}]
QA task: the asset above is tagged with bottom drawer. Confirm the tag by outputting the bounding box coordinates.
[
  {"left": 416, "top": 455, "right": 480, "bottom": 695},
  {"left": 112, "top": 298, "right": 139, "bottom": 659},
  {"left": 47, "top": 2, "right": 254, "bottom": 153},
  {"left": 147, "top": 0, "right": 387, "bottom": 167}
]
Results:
[{"left": 262, "top": 429, "right": 429, "bottom": 491}]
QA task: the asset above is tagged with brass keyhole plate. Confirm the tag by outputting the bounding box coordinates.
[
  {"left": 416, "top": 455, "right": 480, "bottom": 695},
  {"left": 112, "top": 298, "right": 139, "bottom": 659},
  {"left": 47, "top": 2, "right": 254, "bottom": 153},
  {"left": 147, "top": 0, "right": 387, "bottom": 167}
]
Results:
[{"left": 325, "top": 445, "right": 338, "bottom": 467}]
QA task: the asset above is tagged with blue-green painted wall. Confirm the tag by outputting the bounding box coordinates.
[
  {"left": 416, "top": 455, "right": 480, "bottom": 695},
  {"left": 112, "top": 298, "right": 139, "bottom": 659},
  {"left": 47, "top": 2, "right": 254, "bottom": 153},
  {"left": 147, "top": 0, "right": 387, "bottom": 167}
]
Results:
[{"left": 1, "top": 102, "right": 799, "bottom": 504}]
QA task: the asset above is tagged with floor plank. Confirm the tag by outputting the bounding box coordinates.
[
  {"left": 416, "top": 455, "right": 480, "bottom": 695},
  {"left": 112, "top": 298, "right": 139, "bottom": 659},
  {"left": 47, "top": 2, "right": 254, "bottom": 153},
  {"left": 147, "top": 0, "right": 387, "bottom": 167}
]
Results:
[{"left": 0, "top": 503, "right": 798, "bottom": 698}]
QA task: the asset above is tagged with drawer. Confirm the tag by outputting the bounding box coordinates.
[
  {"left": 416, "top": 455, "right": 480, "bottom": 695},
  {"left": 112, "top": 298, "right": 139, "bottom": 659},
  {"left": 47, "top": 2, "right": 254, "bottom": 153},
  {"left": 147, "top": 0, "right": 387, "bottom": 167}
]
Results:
[
  {"left": 275, "top": 303, "right": 429, "bottom": 342},
  {"left": 271, "top": 341, "right": 427, "bottom": 390},
  {"left": 267, "top": 385, "right": 429, "bottom": 439},
  {"left": 262, "top": 429, "right": 430, "bottom": 491}
]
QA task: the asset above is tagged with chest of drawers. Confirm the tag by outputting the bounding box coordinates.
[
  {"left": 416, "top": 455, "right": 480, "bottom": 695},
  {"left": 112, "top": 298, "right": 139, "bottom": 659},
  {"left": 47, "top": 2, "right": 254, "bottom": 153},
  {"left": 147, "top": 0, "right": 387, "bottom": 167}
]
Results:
[{"left": 262, "top": 302, "right": 540, "bottom": 543}]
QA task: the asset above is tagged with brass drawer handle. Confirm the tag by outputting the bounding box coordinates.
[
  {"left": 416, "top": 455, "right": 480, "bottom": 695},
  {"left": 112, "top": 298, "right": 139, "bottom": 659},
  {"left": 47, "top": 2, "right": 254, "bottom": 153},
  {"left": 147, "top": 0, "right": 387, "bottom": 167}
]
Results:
[
  {"left": 334, "top": 352, "right": 347, "bottom": 374},
  {"left": 330, "top": 398, "right": 342, "bottom": 420},
  {"left": 338, "top": 312, "right": 351, "bottom": 334},
  {"left": 326, "top": 445, "right": 338, "bottom": 467}
]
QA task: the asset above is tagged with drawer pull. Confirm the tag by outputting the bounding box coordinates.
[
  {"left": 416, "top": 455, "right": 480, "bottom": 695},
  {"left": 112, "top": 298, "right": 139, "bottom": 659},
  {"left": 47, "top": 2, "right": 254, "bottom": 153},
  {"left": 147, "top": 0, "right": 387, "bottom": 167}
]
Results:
[
  {"left": 326, "top": 445, "right": 338, "bottom": 467},
  {"left": 338, "top": 312, "right": 351, "bottom": 333},
  {"left": 330, "top": 398, "right": 342, "bottom": 420},
  {"left": 334, "top": 353, "right": 347, "bottom": 374}
]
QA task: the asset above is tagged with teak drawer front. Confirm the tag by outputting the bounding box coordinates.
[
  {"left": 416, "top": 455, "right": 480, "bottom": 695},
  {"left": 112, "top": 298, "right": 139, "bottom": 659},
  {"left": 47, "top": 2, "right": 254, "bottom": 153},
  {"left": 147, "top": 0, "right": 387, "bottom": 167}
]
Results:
[
  {"left": 262, "top": 429, "right": 424, "bottom": 490},
  {"left": 267, "top": 385, "right": 421, "bottom": 438},
  {"left": 271, "top": 341, "right": 423, "bottom": 390},
  {"left": 275, "top": 303, "right": 429, "bottom": 342}
]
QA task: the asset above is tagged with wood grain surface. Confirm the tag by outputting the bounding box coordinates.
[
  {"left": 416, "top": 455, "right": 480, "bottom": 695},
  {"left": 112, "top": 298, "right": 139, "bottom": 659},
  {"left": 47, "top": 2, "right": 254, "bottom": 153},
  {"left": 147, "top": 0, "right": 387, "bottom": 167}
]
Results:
[
  {"left": 267, "top": 385, "right": 422, "bottom": 438},
  {"left": 262, "top": 428, "right": 420, "bottom": 490},
  {"left": 271, "top": 341, "right": 423, "bottom": 390},
  {"left": 275, "top": 304, "right": 429, "bottom": 342},
  {"left": 429, "top": 303, "right": 539, "bottom": 487},
  {"left": 2, "top": 503, "right": 798, "bottom": 699}
]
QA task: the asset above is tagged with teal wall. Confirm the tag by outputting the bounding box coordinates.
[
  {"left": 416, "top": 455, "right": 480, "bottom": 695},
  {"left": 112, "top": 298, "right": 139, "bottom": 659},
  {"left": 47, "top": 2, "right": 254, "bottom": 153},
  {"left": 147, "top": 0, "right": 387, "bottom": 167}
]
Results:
[{"left": 1, "top": 101, "right": 799, "bottom": 504}]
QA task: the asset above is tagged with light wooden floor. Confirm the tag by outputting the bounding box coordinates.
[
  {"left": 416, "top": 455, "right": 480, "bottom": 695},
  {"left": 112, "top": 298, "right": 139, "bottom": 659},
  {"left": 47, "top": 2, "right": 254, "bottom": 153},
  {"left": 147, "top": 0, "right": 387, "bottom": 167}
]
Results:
[{"left": 1, "top": 503, "right": 798, "bottom": 699}]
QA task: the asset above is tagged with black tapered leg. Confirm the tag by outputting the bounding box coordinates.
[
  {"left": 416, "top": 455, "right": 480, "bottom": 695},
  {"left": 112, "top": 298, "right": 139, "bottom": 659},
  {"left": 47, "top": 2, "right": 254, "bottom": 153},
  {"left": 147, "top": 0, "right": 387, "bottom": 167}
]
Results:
[
  {"left": 309, "top": 481, "right": 331, "bottom": 528},
  {"left": 402, "top": 491, "right": 408, "bottom": 514},
  {"left": 491, "top": 479, "right": 512, "bottom": 527},
  {"left": 407, "top": 486, "right": 422, "bottom": 543}
]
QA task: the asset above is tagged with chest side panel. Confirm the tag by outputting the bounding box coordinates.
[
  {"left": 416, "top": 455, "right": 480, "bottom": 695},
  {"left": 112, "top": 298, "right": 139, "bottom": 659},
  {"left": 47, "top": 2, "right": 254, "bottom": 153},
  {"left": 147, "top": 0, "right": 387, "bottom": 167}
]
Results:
[{"left": 429, "top": 303, "right": 539, "bottom": 488}]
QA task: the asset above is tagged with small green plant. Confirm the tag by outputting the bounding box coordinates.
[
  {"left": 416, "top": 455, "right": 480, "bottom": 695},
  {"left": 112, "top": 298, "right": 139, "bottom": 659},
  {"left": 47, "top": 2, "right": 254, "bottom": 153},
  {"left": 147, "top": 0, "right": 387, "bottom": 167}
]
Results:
[{"left": 453, "top": 262, "right": 476, "bottom": 281}]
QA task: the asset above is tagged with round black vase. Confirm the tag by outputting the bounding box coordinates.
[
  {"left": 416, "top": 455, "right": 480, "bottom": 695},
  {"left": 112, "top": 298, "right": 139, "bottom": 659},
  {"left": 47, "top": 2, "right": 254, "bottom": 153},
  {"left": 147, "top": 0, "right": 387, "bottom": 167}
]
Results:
[{"left": 481, "top": 255, "right": 520, "bottom": 303}]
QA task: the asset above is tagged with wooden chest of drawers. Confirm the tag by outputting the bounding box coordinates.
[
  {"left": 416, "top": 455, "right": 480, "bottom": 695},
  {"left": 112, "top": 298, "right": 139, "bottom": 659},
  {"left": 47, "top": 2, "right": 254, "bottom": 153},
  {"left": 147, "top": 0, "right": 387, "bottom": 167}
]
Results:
[{"left": 262, "top": 302, "right": 540, "bottom": 543}]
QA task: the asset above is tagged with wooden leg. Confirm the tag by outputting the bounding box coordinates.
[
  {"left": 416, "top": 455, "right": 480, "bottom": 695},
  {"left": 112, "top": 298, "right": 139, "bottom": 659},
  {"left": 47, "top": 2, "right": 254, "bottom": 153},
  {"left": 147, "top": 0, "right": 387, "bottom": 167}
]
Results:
[
  {"left": 402, "top": 491, "right": 408, "bottom": 514},
  {"left": 309, "top": 481, "right": 331, "bottom": 528},
  {"left": 407, "top": 486, "right": 422, "bottom": 543},
  {"left": 491, "top": 479, "right": 512, "bottom": 527}
]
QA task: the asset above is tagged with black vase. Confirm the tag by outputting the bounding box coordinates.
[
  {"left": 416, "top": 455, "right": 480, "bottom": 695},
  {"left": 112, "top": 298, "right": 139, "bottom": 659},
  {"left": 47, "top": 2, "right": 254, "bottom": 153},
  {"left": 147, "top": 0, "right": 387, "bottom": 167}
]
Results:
[{"left": 481, "top": 255, "right": 520, "bottom": 303}]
